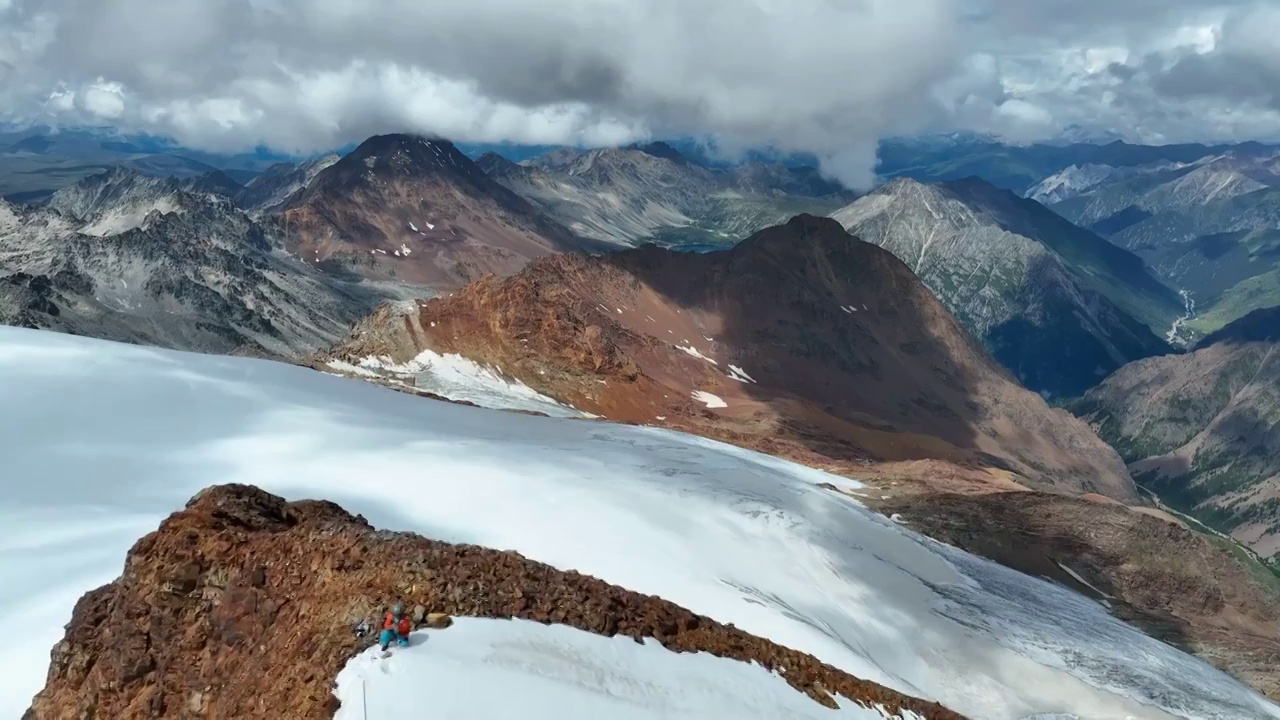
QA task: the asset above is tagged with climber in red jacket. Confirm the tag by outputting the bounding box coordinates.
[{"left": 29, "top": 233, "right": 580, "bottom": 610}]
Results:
[{"left": 379, "top": 603, "right": 412, "bottom": 651}]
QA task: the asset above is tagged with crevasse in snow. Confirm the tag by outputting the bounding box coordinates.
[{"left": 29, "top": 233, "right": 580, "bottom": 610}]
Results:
[{"left": 1, "top": 327, "right": 1278, "bottom": 720}]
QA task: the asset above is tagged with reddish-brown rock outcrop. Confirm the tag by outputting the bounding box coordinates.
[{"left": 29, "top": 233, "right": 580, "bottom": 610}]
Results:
[{"left": 25, "top": 484, "right": 963, "bottom": 720}]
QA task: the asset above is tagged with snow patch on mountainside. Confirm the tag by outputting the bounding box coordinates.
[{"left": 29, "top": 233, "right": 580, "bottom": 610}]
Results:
[
  {"left": 335, "top": 620, "right": 919, "bottom": 720},
  {"left": 676, "top": 343, "right": 718, "bottom": 365},
  {"left": 691, "top": 390, "right": 728, "bottom": 408},
  {"left": 728, "top": 364, "right": 757, "bottom": 383},
  {"left": 327, "top": 349, "right": 586, "bottom": 418},
  {"left": 2, "top": 328, "right": 1278, "bottom": 720}
]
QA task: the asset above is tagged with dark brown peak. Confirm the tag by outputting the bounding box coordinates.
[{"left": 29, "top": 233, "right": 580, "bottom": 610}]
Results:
[
  {"left": 1198, "top": 305, "right": 1280, "bottom": 347},
  {"left": 298, "top": 132, "right": 489, "bottom": 201},
  {"left": 338, "top": 133, "right": 478, "bottom": 176},
  {"left": 734, "top": 213, "right": 855, "bottom": 255},
  {"left": 351, "top": 132, "right": 454, "bottom": 156}
]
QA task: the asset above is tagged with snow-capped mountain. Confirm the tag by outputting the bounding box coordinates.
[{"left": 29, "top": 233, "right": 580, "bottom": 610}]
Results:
[
  {"left": 833, "top": 177, "right": 1182, "bottom": 396},
  {"left": 5, "top": 325, "right": 1279, "bottom": 719}
]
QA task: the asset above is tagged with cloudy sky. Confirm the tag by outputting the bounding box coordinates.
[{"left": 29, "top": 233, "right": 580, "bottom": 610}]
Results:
[{"left": 1, "top": 0, "right": 1277, "bottom": 186}]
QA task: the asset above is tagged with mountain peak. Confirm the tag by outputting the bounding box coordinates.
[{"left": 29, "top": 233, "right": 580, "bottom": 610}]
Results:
[
  {"left": 475, "top": 151, "right": 522, "bottom": 176},
  {"left": 352, "top": 132, "right": 455, "bottom": 155},
  {"left": 301, "top": 133, "right": 491, "bottom": 200}
]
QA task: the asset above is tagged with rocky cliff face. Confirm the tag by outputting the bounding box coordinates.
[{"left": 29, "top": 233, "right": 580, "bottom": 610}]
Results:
[
  {"left": 834, "top": 177, "right": 1180, "bottom": 397},
  {"left": 330, "top": 214, "right": 1138, "bottom": 502},
  {"left": 281, "top": 134, "right": 594, "bottom": 290},
  {"left": 236, "top": 154, "right": 340, "bottom": 213},
  {"left": 1073, "top": 306, "right": 1280, "bottom": 558},
  {"left": 0, "top": 189, "right": 397, "bottom": 358},
  {"left": 24, "top": 484, "right": 961, "bottom": 720},
  {"left": 47, "top": 167, "right": 240, "bottom": 237}
]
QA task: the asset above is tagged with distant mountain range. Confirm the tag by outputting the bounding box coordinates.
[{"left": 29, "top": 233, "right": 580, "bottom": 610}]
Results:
[
  {"left": 1039, "top": 149, "right": 1280, "bottom": 339},
  {"left": 832, "top": 177, "right": 1182, "bottom": 397},
  {"left": 477, "top": 141, "right": 852, "bottom": 248},
  {"left": 878, "top": 134, "right": 1278, "bottom": 195},
  {"left": 0, "top": 127, "right": 295, "bottom": 203}
]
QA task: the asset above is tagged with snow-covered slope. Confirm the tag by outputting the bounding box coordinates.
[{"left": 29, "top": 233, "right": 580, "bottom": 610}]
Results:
[
  {"left": 335, "top": 620, "right": 919, "bottom": 720},
  {"left": 324, "top": 347, "right": 589, "bottom": 418},
  {"left": 2, "top": 326, "right": 1278, "bottom": 720}
]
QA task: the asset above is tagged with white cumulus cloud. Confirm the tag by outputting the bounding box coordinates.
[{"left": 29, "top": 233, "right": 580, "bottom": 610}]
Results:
[{"left": 0, "top": 0, "right": 1277, "bottom": 187}]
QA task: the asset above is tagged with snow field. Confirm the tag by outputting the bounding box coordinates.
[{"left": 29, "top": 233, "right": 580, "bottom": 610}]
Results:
[
  {"left": 0, "top": 327, "right": 1277, "bottom": 720},
  {"left": 334, "top": 619, "right": 921, "bottom": 720}
]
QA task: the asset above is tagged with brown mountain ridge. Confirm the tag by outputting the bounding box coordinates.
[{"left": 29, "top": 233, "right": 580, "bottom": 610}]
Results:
[
  {"left": 280, "top": 134, "right": 602, "bottom": 290},
  {"left": 330, "top": 214, "right": 1137, "bottom": 501},
  {"left": 26, "top": 484, "right": 963, "bottom": 719}
]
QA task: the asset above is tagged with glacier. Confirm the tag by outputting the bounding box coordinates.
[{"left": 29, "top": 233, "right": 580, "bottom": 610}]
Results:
[{"left": 1, "top": 326, "right": 1278, "bottom": 720}]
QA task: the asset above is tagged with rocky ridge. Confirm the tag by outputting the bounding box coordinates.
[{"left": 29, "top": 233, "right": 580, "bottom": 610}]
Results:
[
  {"left": 0, "top": 184, "right": 403, "bottom": 357},
  {"left": 48, "top": 167, "right": 242, "bottom": 237},
  {"left": 24, "top": 484, "right": 962, "bottom": 719}
]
